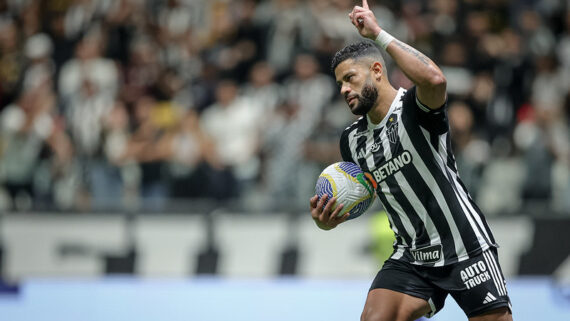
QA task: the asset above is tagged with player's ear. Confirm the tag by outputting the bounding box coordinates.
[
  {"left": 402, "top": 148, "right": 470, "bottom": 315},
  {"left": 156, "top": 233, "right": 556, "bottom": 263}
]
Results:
[{"left": 370, "top": 62, "right": 383, "bottom": 81}]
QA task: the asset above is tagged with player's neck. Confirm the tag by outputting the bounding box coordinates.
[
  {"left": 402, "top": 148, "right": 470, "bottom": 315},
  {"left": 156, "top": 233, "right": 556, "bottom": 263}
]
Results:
[{"left": 367, "top": 84, "right": 398, "bottom": 125}]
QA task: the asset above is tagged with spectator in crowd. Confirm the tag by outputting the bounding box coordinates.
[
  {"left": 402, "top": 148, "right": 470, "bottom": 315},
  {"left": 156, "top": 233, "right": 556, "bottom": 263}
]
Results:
[
  {"left": 200, "top": 79, "right": 262, "bottom": 200},
  {"left": 241, "top": 61, "right": 281, "bottom": 121},
  {"left": 59, "top": 29, "right": 118, "bottom": 105},
  {"left": 103, "top": 0, "right": 137, "bottom": 66},
  {"left": 448, "top": 100, "right": 490, "bottom": 198},
  {"left": 58, "top": 30, "right": 119, "bottom": 208},
  {"left": 0, "top": 82, "right": 72, "bottom": 210},
  {"left": 22, "top": 33, "right": 55, "bottom": 93},
  {"left": 258, "top": 0, "right": 317, "bottom": 77},
  {"left": 121, "top": 38, "right": 161, "bottom": 106},
  {"left": 167, "top": 110, "right": 215, "bottom": 200},
  {"left": 516, "top": 53, "right": 570, "bottom": 206},
  {"left": 127, "top": 94, "right": 175, "bottom": 211},
  {"left": 92, "top": 100, "right": 132, "bottom": 209},
  {"left": 262, "top": 53, "right": 334, "bottom": 207}
]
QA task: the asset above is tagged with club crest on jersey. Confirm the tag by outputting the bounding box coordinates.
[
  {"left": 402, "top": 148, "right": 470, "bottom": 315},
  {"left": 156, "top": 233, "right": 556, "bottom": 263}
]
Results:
[{"left": 386, "top": 114, "right": 399, "bottom": 144}]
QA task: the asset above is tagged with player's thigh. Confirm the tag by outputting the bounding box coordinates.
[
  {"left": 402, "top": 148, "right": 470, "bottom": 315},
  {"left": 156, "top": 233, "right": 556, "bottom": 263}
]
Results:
[
  {"left": 363, "top": 259, "right": 446, "bottom": 321},
  {"left": 361, "top": 288, "right": 432, "bottom": 321},
  {"left": 468, "top": 307, "right": 512, "bottom": 321}
]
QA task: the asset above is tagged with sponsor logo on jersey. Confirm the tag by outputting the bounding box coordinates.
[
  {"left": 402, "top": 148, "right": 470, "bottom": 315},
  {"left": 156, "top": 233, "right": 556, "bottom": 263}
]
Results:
[
  {"left": 371, "top": 150, "right": 412, "bottom": 183},
  {"left": 410, "top": 244, "right": 442, "bottom": 263},
  {"left": 370, "top": 142, "right": 382, "bottom": 152},
  {"left": 460, "top": 260, "right": 492, "bottom": 290}
]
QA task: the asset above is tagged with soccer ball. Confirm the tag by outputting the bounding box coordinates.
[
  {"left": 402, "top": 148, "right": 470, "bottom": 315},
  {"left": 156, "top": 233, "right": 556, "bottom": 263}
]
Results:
[{"left": 315, "top": 162, "right": 376, "bottom": 220}]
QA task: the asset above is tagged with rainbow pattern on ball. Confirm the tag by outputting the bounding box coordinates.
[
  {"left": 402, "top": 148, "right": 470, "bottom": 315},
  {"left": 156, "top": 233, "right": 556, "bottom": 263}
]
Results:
[{"left": 315, "top": 162, "right": 376, "bottom": 220}]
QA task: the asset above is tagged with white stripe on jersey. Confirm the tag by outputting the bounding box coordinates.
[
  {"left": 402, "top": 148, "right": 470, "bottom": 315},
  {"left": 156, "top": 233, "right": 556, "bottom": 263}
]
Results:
[
  {"left": 347, "top": 126, "right": 361, "bottom": 164},
  {"left": 379, "top": 128, "right": 418, "bottom": 249},
  {"left": 391, "top": 245, "right": 405, "bottom": 260},
  {"left": 438, "top": 132, "right": 493, "bottom": 246},
  {"left": 420, "top": 128, "right": 491, "bottom": 249},
  {"left": 380, "top": 180, "right": 418, "bottom": 248},
  {"left": 380, "top": 126, "right": 444, "bottom": 265},
  {"left": 399, "top": 122, "right": 468, "bottom": 260},
  {"left": 364, "top": 133, "right": 378, "bottom": 173},
  {"left": 394, "top": 173, "right": 445, "bottom": 265}
]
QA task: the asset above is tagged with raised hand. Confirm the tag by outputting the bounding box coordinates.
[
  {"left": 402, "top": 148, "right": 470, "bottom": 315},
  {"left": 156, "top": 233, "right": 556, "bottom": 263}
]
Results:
[
  {"left": 310, "top": 194, "right": 349, "bottom": 230},
  {"left": 348, "top": 0, "right": 382, "bottom": 40}
]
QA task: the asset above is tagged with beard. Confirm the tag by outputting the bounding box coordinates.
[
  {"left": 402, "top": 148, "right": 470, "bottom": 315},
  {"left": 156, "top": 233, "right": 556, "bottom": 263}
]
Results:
[{"left": 350, "top": 79, "right": 378, "bottom": 116}]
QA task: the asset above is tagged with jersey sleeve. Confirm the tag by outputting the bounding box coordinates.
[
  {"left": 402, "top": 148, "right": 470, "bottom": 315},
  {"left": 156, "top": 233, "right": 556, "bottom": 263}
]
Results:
[
  {"left": 339, "top": 129, "right": 354, "bottom": 163},
  {"left": 404, "top": 86, "right": 449, "bottom": 135}
]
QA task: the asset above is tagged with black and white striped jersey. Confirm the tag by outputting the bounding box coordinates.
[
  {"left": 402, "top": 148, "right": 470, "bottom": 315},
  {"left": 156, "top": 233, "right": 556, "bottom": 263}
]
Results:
[{"left": 340, "top": 87, "right": 497, "bottom": 266}]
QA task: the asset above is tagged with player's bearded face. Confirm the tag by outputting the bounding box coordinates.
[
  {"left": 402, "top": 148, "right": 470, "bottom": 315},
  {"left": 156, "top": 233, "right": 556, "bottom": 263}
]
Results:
[{"left": 350, "top": 76, "right": 378, "bottom": 115}]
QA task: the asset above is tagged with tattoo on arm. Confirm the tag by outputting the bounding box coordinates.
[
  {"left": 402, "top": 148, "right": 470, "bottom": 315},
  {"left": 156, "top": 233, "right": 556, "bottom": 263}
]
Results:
[{"left": 393, "top": 40, "right": 431, "bottom": 67}]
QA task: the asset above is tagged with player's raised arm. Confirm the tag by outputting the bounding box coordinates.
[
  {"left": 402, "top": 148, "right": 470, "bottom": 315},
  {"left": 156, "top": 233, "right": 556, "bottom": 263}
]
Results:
[{"left": 349, "top": 0, "right": 446, "bottom": 109}]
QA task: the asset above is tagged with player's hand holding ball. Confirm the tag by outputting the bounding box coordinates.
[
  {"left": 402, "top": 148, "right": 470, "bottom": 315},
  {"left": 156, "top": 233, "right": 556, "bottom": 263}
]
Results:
[
  {"left": 349, "top": 0, "right": 382, "bottom": 40},
  {"left": 310, "top": 194, "right": 348, "bottom": 231},
  {"left": 310, "top": 162, "right": 376, "bottom": 230}
]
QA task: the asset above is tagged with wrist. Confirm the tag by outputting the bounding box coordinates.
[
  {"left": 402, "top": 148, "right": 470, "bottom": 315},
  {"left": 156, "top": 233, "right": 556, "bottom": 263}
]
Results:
[
  {"left": 370, "top": 26, "right": 382, "bottom": 39},
  {"left": 374, "top": 29, "right": 395, "bottom": 50}
]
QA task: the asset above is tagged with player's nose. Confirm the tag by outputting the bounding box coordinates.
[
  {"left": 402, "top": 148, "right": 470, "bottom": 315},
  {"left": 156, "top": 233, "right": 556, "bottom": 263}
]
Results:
[{"left": 340, "top": 83, "right": 351, "bottom": 96}]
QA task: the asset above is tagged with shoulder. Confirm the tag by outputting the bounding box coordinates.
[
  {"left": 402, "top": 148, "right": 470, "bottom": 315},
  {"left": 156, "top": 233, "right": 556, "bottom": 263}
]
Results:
[
  {"left": 400, "top": 86, "right": 447, "bottom": 118},
  {"left": 340, "top": 122, "right": 354, "bottom": 148},
  {"left": 402, "top": 86, "right": 447, "bottom": 114},
  {"left": 341, "top": 117, "right": 367, "bottom": 140},
  {"left": 340, "top": 117, "right": 365, "bottom": 162},
  {"left": 401, "top": 86, "right": 449, "bottom": 134}
]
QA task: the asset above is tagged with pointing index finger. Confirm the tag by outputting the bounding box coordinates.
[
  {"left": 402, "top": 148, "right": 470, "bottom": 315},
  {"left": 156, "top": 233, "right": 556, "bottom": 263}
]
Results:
[{"left": 362, "top": 0, "right": 369, "bottom": 9}]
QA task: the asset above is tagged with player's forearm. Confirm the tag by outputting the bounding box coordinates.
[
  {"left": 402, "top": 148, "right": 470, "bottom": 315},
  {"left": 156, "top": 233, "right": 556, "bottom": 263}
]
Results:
[{"left": 384, "top": 38, "right": 446, "bottom": 93}]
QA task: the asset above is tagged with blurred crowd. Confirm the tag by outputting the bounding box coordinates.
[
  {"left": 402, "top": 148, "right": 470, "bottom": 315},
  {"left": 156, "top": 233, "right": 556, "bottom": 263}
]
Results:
[{"left": 0, "top": 0, "right": 569, "bottom": 215}]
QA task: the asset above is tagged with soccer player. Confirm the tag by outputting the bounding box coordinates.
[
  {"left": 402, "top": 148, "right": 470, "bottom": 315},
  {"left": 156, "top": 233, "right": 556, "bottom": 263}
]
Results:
[{"left": 309, "top": 1, "right": 513, "bottom": 321}]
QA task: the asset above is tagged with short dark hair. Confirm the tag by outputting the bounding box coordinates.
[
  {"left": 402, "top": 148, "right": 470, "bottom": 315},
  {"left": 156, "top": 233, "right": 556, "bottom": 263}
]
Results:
[{"left": 331, "top": 40, "right": 384, "bottom": 73}]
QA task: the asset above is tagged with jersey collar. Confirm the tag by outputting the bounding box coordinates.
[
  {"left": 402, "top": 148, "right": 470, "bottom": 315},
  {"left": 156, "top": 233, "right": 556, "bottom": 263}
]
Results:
[{"left": 366, "top": 87, "right": 406, "bottom": 130}]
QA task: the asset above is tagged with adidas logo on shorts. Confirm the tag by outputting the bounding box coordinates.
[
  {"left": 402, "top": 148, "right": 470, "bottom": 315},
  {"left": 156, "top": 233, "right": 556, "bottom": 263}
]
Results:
[{"left": 482, "top": 292, "right": 497, "bottom": 304}]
